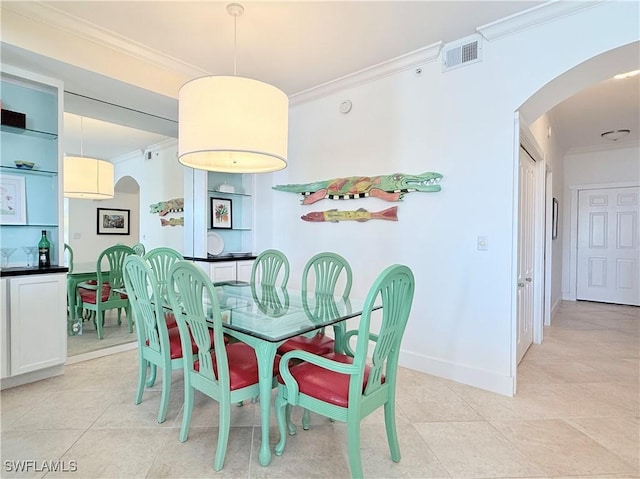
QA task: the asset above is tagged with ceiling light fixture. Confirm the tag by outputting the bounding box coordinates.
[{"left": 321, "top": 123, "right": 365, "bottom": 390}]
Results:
[
  {"left": 178, "top": 3, "right": 288, "bottom": 173},
  {"left": 600, "top": 129, "right": 631, "bottom": 141},
  {"left": 63, "top": 117, "right": 114, "bottom": 199},
  {"left": 614, "top": 69, "right": 640, "bottom": 80}
]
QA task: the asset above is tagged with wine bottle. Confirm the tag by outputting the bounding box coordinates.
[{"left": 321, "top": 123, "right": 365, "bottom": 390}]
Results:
[{"left": 38, "top": 230, "right": 51, "bottom": 268}]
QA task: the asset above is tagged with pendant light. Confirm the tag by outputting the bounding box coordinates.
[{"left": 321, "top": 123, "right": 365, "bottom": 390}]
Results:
[
  {"left": 178, "top": 3, "right": 288, "bottom": 173},
  {"left": 64, "top": 116, "right": 114, "bottom": 199}
]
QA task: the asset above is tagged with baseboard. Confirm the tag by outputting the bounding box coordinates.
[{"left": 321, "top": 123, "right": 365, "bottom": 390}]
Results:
[
  {"left": 66, "top": 341, "right": 138, "bottom": 365},
  {"left": 0, "top": 364, "right": 64, "bottom": 390},
  {"left": 400, "top": 350, "right": 515, "bottom": 397},
  {"left": 551, "top": 297, "right": 563, "bottom": 320}
]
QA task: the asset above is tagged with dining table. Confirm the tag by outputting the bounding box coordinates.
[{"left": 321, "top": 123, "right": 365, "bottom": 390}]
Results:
[{"left": 208, "top": 281, "right": 380, "bottom": 467}]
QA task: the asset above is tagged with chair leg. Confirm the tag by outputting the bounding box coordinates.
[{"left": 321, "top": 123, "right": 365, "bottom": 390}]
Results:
[
  {"left": 157, "top": 365, "right": 171, "bottom": 424},
  {"left": 135, "top": 357, "right": 147, "bottom": 405},
  {"left": 146, "top": 364, "right": 157, "bottom": 387},
  {"left": 286, "top": 404, "right": 296, "bottom": 436},
  {"left": 383, "top": 401, "right": 401, "bottom": 462},
  {"left": 213, "top": 401, "right": 231, "bottom": 471},
  {"left": 179, "top": 384, "right": 194, "bottom": 443},
  {"left": 346, "top": 420, "right": 364, "bottom": 479},
  {"left": 117, "top": 307, "right": 122, "bottom": 325},
  {"left": 126, "top": 305, "right": 133, "bottom": 333},
  {"left": 274, "top": 391, "right": 288, "bottom": 456},
  {"left": 302, "top": 408, "right": 311, "bottom": 430},
  {"left": 96, "top": 310, "right": 103, "bottom": 339}
]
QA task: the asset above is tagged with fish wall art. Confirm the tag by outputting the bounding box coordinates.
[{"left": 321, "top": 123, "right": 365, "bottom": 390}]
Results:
[{"left": 301, "top": 207, "right": 398, "bottom": 223}]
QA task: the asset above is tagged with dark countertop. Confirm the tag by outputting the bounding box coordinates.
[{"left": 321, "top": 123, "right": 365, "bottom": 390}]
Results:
[
  {"left": 185, "top": 255, "right": 256, "bottom": 263},
  {"left": 0, "top": 265, "right": 69, "bottom": 277}
]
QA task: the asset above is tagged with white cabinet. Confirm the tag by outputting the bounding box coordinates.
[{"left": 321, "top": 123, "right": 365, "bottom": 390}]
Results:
[
  {"left": 1, "top": 278, "right": 9, "bottom": 379},
  {"left": 4, "top": 273, "right": 67, "bottom": 378},
  {"left": 210, "top": 261, "right": 237, "bottom": 283},
  {"left": 236, "top": 260, "right": 254, "bottom": 282},
  {"left": 207, "top": 259, "right": 255, "bottom": 284}
]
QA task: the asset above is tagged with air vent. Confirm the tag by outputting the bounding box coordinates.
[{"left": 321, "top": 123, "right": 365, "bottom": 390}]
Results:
[{"left": 442, "top": 34, "right": 482, "bottom": 72}]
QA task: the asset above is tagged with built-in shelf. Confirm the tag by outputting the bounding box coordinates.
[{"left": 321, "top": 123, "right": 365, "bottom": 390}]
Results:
[
  {"left": 207, "top": 190, "right": 252, "bottom": 198},
  {"left": 1, "top": 124, "right": 57, "bottom": 140},
  {"left": 0, "top": 165, "right": 57, "bottom": 176}
]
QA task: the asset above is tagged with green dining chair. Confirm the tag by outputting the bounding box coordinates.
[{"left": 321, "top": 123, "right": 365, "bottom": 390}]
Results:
[
  {"left": 64, "top": 243, "right": 74, "bottom": 273},
  {"left": 250, "top": 249, "right": 290, "bottom": 288},
  {"left": 77, "top": 244, "right": 135, "bottom": 339},
  {"left": 123, "top": 255, "right": 195, "bottom": 423},
  {"left": 143, "top": 247, "right": 184, "bottom": 329},
  {"left": 132, "top": 242, "right": 146, "bottom": 256},
  {"left": 274, "top": 264, "right": 415, "bottom": 479},
  {"left": 279, "top": 252, "right": 352, "bottom": 355},
  {"left": 167, "top": 260, "right": 280, "bottom": 472}
]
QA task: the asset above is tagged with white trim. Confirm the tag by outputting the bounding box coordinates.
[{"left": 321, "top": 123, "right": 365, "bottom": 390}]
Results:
[
  {"left": 290, "top": 42, "right": 442, "bottom": 106},
  {"left": 567, "top": 181, "right": 640, "bottom": 301},
  {"left": 544, "top": 169, "right": 553, "bottom": 326},
  {"left": 566, "top": 140, "right": 640, "bottom": 156},
  {"left": 66, "top": 341, "right": 137, "bottom": 365},
  {"left": 3, "top": 2, "right": 206, "bottom": 78},
  {"left": 477, "top": 1, "right": 605, "bottom": 41},
  {"left": 0, "top": 365, "right": 64, "bottom": 390},
  {"left": 401, "top": 351, "right": 515, "bottom": 397}
]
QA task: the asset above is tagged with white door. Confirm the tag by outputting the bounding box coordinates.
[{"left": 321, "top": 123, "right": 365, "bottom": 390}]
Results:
[
  {"left": 577, "top": 187, "right": 639, "bottom": 306},
  {"left": 517, "top": 146, "right": 536, "bottom": 364}
]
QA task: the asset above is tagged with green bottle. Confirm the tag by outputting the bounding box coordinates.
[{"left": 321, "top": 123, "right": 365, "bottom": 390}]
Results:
[{"left": 38, "top": 230, "right": 51, "bottom": 268}]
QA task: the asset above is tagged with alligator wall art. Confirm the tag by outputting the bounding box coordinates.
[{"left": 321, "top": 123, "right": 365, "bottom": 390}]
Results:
[
  {"left": 149, "top": 198, "right": 184, "bottom": 227},
  {"left": 272, "top": 172, "right": 442, "bottom": 205}
]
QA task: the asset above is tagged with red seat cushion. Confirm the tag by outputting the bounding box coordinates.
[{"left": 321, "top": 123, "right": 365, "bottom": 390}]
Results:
[
  {"left": 277, "top": 334, "right": 335, "bottom": 356},
  {"left": 78, "top": 284, "right": 111, "bottom": 303},
  {"left": 164, "top": 312, "right": 178, "bottom": 329},
  {"left": 278, "top": 352, "right": 382, "bottom": 408},
  {"left": 194, "top": 343, "right": 281, "bottom": 391},
  {"left": 162, "top": 326, "right": 215, "bottom": 360},
  {"left": 78, "top": 284, "right": 128, "bottom": 303}
]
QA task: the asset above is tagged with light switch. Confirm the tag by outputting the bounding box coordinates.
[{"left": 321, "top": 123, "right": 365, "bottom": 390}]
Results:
[{"left": 477, "top": 235, "right": 488, "bottom": 251}]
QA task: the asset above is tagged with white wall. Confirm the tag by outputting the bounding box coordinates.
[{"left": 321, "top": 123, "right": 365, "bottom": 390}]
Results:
[
  {"left": 561, "top": 144, "right": 640, "bottom": 298},
  {"left": 530, "top": 114, "right": 566, "bottom": 316},
  {"left": 257, "top": 2, "right": 639, "bottom": 395},
  {"left": 114, "top": 139, "right": 185, "bottom": 255},
  {"left": 68, "top": 191, "right": 139, "bottom": 264}
]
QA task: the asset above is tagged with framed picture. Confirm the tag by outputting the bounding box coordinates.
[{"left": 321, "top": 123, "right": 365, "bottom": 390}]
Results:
[
  {"left": 0, "top": 174, "right": 27, "bottom": 225},
  {"left": 552, "top": 197, "right": 559, "bottom": 240},
  {"left": 211, "top": 197, "right": 232, "bottom": 229},
  {"left": 97, "top": 208, "right": 130, "bottom": 235}
]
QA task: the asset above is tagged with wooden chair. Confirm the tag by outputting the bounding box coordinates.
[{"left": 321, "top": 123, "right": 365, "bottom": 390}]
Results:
[
  {"left": 143, "top": 247, "right": 183, "bottom": 329},
  {"left": 274, "top": 264, "right": 415, "bottom": 479},
  {"left": 123, "top": 255, "right": 194, "bottom": 423},
  {"left": 167, "top": 260, "right": 280, "bottom": 471},
  {"left": 64, "top": 243, "right": 74, "bottom": 273},
  {"left": 132, "top": 242, "right": 146, "bottom": 256},
  {"left": 77, "top": 244, "right": 135, "bottom": 339},
  {"left": 278, "top": 252, "right": 352, "bottom": 356},
  {"left": 250, "top": 249, "right": 290, "bottom": 287}
]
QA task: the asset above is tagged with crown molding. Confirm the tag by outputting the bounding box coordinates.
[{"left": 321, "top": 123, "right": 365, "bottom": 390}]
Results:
[
  {"left": 2, "top": 1, "right": 207, "bottom": 78},
  {"left": 289, "top": 42, "right": 442, "bottom": 106},
  {"left": 477, "top": 0, "right": 605, "bottom": 41},
  {"left": 565, "top": 139, "right": 639, "bottom": 156}
]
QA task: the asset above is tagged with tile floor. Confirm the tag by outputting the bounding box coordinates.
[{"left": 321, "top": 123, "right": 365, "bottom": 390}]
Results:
[{"left": 1, "top": 300, "right": 638, "bottom": 478}]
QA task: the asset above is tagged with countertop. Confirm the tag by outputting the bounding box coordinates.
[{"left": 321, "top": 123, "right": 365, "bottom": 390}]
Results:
[
  {"left": 0, "top": 265, "right": 69, "bottom": 277},
  {"left": 184, "top": 255, "right": 256, "bottom": 263}
]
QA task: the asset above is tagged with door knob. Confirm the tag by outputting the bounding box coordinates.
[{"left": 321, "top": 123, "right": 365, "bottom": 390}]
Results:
[
  {"left": 518, "top": 282, "right": 525, "bottom": 288},
  {"left": 525, "top": 277, "right": 532, "bottom": 282}
]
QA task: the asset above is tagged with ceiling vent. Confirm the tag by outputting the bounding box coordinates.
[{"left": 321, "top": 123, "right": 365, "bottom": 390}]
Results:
[{"left": 442, "top": 34, "right": 482, "bottom": 72}]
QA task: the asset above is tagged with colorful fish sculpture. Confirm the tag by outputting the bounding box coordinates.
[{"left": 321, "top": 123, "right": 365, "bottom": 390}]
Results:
[
  {"left": 301, "top": 207, "right": 398, "bottom": 223},
  {"left": 273, "top": 172, "right": 442, "bottom": 205}
]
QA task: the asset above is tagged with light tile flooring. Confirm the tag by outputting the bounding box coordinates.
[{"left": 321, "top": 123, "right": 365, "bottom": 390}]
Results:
[{"left": 1, "top": 300, "right": 638, "bottom": 478}]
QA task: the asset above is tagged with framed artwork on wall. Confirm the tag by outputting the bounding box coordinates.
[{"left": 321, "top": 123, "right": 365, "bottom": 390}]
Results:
[
  {"left": 97, "top": 208, "right": 130, "bottom": 235},
  {"left": 211, "top": 197, "right": 232, "bottom": 229},
  {"left": 0, "top": 174, "right": 27, "bottom": 225}
]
